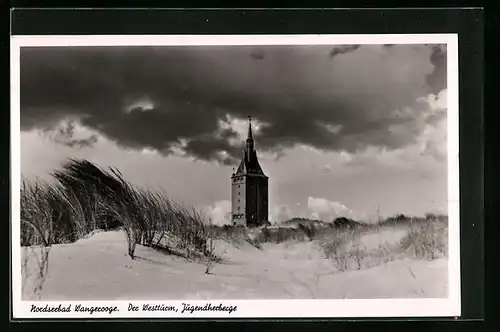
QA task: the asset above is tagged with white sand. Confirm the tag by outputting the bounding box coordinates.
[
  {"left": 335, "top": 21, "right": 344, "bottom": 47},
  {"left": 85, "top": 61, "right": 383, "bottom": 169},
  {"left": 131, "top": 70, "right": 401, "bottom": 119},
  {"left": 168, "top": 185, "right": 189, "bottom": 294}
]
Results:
[{"left": 22, "top": 229, "right": 448, "bottom": 301}]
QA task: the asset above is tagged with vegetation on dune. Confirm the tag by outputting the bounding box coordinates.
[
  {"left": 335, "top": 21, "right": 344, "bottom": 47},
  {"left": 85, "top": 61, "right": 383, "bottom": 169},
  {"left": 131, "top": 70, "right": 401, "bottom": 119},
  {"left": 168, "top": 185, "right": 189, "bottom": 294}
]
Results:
[
  {"left": 207, "top": 213, "right": 448, "bottom": 272},
  {"left": 21, "top": 158, "right": 214, "bottom": 260},
  {"left": 321, "top": 215, "right": 448, "bottom": 271},
  {"left": 21, "top": 158, "right": 222, "bottom": 298},
  {"left": 400, "top": 216, "right": 448, "bottom": 260}
]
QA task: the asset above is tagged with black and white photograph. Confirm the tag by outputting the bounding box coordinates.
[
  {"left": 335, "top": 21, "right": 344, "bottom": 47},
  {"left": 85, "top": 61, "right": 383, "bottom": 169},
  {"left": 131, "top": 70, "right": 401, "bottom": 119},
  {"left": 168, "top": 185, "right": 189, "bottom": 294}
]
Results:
[{"left": 11, "top": 34, "right": 460, "bottom": 318}]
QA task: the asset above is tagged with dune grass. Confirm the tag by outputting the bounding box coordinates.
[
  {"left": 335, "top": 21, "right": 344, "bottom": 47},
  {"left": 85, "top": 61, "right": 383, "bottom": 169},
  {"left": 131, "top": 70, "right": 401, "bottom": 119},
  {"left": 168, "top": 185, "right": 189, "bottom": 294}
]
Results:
[
  {"left": 21, "top": 158, "right": 213, "bottom": 260},
  {"left": 400, "top": 217, "right": 448, "bottom": 260}
]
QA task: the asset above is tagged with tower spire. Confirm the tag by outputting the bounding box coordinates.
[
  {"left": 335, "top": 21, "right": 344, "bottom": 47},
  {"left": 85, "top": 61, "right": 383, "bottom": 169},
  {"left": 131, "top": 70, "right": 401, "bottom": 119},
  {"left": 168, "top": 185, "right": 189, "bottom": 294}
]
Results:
[
  {"left": 245, "top": 116, "right": 254, "bottom": 162},
  {"left": 247, "top": 116, "right": 253, "bottom": 141}
]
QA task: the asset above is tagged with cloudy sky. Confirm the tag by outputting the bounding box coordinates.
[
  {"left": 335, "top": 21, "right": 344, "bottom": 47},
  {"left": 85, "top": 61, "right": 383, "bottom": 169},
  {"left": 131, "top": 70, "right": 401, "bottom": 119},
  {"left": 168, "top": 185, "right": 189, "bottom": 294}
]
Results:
[{"left": 19, "top": 43, "right": 448, "bottom": 224}]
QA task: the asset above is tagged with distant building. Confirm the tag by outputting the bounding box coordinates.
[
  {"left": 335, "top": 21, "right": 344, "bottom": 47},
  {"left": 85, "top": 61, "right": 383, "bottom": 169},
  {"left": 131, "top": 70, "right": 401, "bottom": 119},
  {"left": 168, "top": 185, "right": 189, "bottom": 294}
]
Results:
[{"left": 231, "top": 116, "right": 269, "bottom": 227}]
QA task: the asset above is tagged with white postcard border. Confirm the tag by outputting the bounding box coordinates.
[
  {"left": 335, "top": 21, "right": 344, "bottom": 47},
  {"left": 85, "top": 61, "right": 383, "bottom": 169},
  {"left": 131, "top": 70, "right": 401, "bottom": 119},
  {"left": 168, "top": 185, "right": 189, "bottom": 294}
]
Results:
[{"left": 10, "top": 33, "right": 460, "bottom": 319}]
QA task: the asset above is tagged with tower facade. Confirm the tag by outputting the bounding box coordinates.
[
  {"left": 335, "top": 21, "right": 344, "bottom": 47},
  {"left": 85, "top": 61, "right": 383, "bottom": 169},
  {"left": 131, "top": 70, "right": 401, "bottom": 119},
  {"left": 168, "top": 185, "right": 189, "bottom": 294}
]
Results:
[{"left": 231, "top": 117, "right": 269, "bottom": 227}]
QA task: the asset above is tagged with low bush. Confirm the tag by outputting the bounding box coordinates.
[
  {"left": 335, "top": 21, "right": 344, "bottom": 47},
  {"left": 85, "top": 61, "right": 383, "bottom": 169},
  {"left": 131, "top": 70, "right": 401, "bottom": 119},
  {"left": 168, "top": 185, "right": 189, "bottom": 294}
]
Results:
[
  {"left": 400, "top": 218, "right": 448, "bottom": 260},
  {"left": 322, "top": 216, "right": 448, "bottom": 271}
]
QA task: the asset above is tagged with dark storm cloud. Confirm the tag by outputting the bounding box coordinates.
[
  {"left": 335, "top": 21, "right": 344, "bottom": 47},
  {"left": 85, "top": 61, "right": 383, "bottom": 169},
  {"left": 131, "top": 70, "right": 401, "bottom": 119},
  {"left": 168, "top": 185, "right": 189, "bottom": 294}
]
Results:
[
  {"left": 47, "top": 121, "right": 99, "bottom": 148},
  {"left": 329, "top": 45, "right": 360, "bottom": 58},
  {"left": 426, "top": 45, "right": 447, "bottom": 93},
  {"left": 20, "top": 44, "right": 447, "bottom": 164},
  {"left": 182, "top": 127, "right": 241, "bottom": 165}
]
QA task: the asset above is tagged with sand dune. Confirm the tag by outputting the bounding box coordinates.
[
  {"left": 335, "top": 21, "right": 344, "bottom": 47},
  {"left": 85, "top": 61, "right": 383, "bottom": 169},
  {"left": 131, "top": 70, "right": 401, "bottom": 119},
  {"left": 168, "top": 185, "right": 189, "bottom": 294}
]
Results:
[{"left": 21, "top": 229, "right": 448, "bottom": 301}]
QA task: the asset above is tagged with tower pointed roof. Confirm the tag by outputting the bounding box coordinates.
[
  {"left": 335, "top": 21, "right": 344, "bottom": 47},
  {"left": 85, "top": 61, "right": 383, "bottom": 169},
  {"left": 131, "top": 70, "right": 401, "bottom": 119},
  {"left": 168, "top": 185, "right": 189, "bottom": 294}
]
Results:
[{"left": 232, "top": 116, "right": 267, "bottom": 178}]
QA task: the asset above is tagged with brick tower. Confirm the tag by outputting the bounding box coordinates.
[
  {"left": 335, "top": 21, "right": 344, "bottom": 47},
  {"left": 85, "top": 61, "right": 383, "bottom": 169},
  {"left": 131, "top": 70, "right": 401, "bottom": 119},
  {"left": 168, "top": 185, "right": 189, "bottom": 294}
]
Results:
[{"left": 231, "top": 116, "right": 269, "bottom": 227}]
